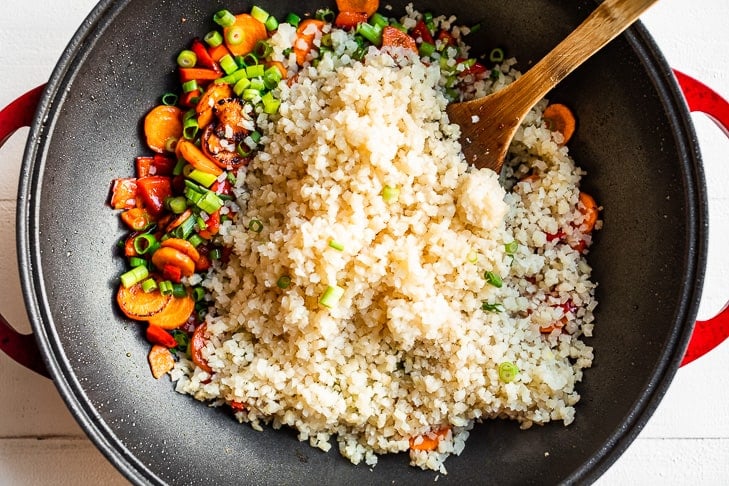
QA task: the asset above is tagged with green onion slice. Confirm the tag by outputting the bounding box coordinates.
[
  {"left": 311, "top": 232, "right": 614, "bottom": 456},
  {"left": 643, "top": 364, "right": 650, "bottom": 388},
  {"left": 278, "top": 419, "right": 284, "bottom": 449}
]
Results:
[
  {"left": 382, "top": 185, "right": 400, "bottom": 203},
  {"left": 328, "top": 240, "right": 344, "bottom": 251},
  {"left": 504, "top": 241, "right": 519, "bottom": 255},
  {"left": 481, "top": 301, "right": 504, "bottom": 313},
  {"left": 319, "top": 284, "right": 344, "bottom": 308},
  {"left": 161, "top": 92, "right": 178, "bottom": 106},
  {"left": 248, "top": 219, "right": 264, "bottom": 233},
  {"left": 204, "top": 30, "right": 223, "bottom": 47},
  {"left": 141, "top": 278, "right": 158, "bottom": 293},
  {"left": 213, "top": 9, "right": 236, "bottom": 27},
  {"left": 489, "top": 47, "right": 505, "bottom": 63},
  {"left": 177, "top": 49, "right": 197, "bottom": 68},
  {"left": 276, "top": 275, "right": 292, "bottom": 289},
  {"left": 133, "top": 233, "right": 158, "bottom": 255},
  {"left": 120, "top": 265, "right": 149, "bottom": 288},
  {"left": 498, "top": 361, "right": 519, "bottom": 383},
  {"left": 484, "top": 271, "right": 503, "bottom": 288}
]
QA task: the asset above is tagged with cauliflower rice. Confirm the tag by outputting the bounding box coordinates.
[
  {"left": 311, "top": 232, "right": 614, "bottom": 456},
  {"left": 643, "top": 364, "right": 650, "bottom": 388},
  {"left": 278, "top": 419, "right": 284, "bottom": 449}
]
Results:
[{"left": 172, "top": 16, "right": 598, "bottom": 474}]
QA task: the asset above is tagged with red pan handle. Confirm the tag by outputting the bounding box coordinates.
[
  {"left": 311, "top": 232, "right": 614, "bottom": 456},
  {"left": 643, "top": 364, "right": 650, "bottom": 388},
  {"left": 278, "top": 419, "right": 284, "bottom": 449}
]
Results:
[
  {"left": 673, "top": 70, "right": 729, "bottom": 366},
  {"left": 0, "top": 74, "right": 727, "bottom": 375},
  {"left": 0, "top": 85, "right": 50, "bottom": 378}
]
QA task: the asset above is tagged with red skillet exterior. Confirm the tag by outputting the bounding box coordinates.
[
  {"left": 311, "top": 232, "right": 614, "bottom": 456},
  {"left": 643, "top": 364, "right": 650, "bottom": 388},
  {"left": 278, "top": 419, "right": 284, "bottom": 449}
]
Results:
[{"left": 15, "top": 0, "right": 706, "bottom": 484}]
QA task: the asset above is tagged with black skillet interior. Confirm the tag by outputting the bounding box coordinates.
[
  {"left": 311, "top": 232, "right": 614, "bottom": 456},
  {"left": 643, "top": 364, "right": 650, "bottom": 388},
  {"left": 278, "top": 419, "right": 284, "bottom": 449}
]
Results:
[{"left": 19, "top": 0, "right": 705, "bottom": 484}]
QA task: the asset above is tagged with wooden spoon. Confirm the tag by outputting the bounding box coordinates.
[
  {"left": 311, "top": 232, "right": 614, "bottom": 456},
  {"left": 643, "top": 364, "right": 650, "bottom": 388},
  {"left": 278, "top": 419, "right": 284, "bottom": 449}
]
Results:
[{"left": 446, "top": 0, "right": 659, "bottom": 172}]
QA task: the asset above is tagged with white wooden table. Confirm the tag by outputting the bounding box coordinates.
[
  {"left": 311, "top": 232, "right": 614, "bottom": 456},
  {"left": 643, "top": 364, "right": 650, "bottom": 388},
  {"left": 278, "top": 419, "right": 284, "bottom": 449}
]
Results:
[{"left": 1, "top": 1, "right": 728, "bottom": 484}]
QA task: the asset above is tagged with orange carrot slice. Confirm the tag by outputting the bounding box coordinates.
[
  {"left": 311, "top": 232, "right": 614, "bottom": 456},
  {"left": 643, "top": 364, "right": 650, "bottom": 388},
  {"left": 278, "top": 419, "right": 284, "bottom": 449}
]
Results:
[
  {"left": 224, "top": 14, "right": 268, "bottom": 57},
  {"left": 147, "top": 294, "right": 195, "bottom": 330},
  {"left": 117, "top": 284, "right": 171, "bottom": 321},
  {"left": 334, "top": 11, "right": 369, "bottom": 28},
  {"left": 191, "top": 323, "right": 213, "bottom": 373},
  {"left": 335, "top": 0, "right": 379, "bottom": 16},
  {"left": 196, "top": 83, "right": 233, "bottom": 129},
  {"left": 144, "top": 105, "right": 183, "bottom": 153},
  {"left": 381, "top": 26, "right": 417, "bottom": 53},
  {"left": 577, "top": 191, "right": 598, "bottom": 233},
  {"left": 148, "top": 344, "right": 175, "bottom": 379},
  {"left": 543, "top": 103, "right": 576, "bottom": 145},
  {"left": 177, "top": 139, "right": 224, "bottom": 176},
  {"left": 151, "top": 247, "right": 196, "bottom": 278},
  {"left": 294, "top": 19, "right": 325, "bottom": 66},
  {"left": 160, "top": 238, "right": 201, "bottom": 265},
  {"left": 409, "top": 427, "right": 450, "bottom": 451}
]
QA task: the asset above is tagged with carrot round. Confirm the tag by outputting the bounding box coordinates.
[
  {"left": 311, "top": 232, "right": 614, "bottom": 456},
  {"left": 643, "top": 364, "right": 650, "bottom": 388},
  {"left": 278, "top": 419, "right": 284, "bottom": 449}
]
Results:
[
  {"left": 148, "top": 344, "right": 175, "bottom": 379},
  {"left": 294, "top": 19, "right": 325, "bottom": 66},
  {"left": 177, "top": 139, "right": 224, "bottom": 176},
  {"left": 196, "top": 83, "right": 233, "bottom": 129},
  {"left": 117, "top": 283, "right": 171, "bottom": 321},
  {"left": 224, "top": 14, "right": 268, "bottom": 57},
  {"left": 334, "top": 11, "right": 369, "bottom": 28},
  {"left": 151, "top": 246, "right": 196, "bottom": 278},
  {"left": 147, "top": 294, "right": 195, "bottom": 330},
  {"left": 577, "top": 191, "right": 598, "bottom": 233},
  {"left": 409, "top": 427, "right": 450, "bottom": 451},
  {"left": 381, "top": 26, "right": 417, "bottom": 53},
  {"left": 335, "top": 0, "right": 379, "bottom": 16},
  {"left": 160, "top": 238, "right": 201, "bottom": 265},
  {"left": 191, "top": 323, "right": 213, "bottom": 373},
  {"left": 543, "top": 103, "right": 576, "bottom": 145},
  {"left": 144, "top": 105, "right": 184, "bottom": 153}
]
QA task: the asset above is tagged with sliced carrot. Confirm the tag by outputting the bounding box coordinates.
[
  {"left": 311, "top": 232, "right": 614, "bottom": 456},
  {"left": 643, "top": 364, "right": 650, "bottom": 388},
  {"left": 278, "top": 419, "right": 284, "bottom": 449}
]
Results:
[
  {"left": 195, "top": 253, "right": 212, "bottom": 272},
  {"left": 146, "top": 324, "right": 178, "bottom": 348},
  {"left": 144, "top": 105, "right": 183, "bottom": 154},
  {"left": 151, "top": 246, "right": 196, "bottom": 278},
  {"left": 147, "top": 294, "right": 195, "bottom": 330},
  {"left": 191, "top": 323, "right": 213, "bottom": 374},
  {"left": 165, "top": 208, "right": 193, "bottom": 233},
  {"left": 180, "top": 88, "right": 202, "bottom": 109},
  {"left": 177, "top": 139, "right": 224, "bottom": 176},
  {"left": 409, "top": 427, "right": 450, "bottom": 451},
  {"left": 294, "top": 19, "right": 325, "bottom": 66},
  {"left": 117, "top": 283, "right": 172, "bottom": 321},
  {"left": 120, "top": 207, "right": 153, "bottom": 231},
  {"left": 577, "top": 191, "right": 598, "bottom": 233},
  {"left": 381, "top": 26, "right": 417, "bottom": 53},
  {"left": 160, "top": 238, "right": 201, "bottom": 264},
  {"left": 335, "top": 0, "right": 379, "bottom": 16},
  {"left": 334, "top": 11, "right": 369, "bottom": 29},
  {"left": 224, "top": 14, "right": 268, "bottom": 57},
  {"left": 178, "top": 67, "right": 223, "bottom": 83},
  {"left": 148, "top": 344, "right": 175, "bottom": 379},
  {"left": 196, "top": 83, "right": 233, "bottom": 129},
  {"left": 110, "top": 178, "right": 138, "bottom": 209},
  {"left": 208, "top": 43, "right": 232, "bottom": 63},
  {"left": 543, "top": 103, "right": 576, "bottom": 145}
]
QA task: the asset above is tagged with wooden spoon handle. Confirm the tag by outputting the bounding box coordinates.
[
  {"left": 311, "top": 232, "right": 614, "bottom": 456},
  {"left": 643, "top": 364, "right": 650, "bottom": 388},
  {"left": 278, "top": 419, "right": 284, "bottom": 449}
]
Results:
[{"left": 509, "top": 0, "right": 659, "bottom": 109}]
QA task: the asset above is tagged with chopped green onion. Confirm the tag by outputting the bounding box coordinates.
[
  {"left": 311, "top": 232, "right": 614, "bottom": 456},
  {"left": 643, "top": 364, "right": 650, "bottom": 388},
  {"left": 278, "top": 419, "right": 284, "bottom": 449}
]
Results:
[
  {"left": 171, "top": 213, "right": 196, "bottom": 239},
  {"left": 249, "top": 77, "right": 266, "bottom": 91},
  {"left": 172, "top": 283, "right": 187, "bottom": 298},
  {"left": 423, "top": 12, "right": 435, "bottom": 32},
  {"left": 181, "top": 79, "right": 199, "bottom": 93},
  {"left": 315, "top": 8, "right": 335, "bottom": 22},
  {"left": 159, "top": 280, "right": 174, "bottom": 296},
  {"left": 498, "top": 361, "right": 519, "bottom": 383},
  {"left": 286, "top": 12, "right": 301, "bottom": 27},
  {"left": 505, "top": 241, "right": 519, "bottom": 255},
  {"left": 250, "top": 5, "right": 270, "bottom": 24},
  {"left": 264, "top": 15, "right": 279, "bottom": 31},
  {"left": 172, "top": 158, "right": 186, "bottom": 176},
  {"left": 188, "top": 233, "right": 204, "bottom": 248},
  {"left": 133, "top": 233, "right": 158, "bottom": 255},
  {"left": 129, "top": 256, "right": 147, "bottom": 268},
  {"left": 219, "top": 54, "right": 239, "bottom": 75},
  {"left": 204, "top": 30, "right": 223, "bottom": 47},
  {"left": 241, "top": 53, "right": 259, "bottom": 67},
  {"left": 183, "top": 117, "right": 199, "bottom": 140},
  {"left": 276, "top": 275, "right": 292, "bottom": 289},
  {"left": 263, "top": 65, "right": 282, "bottom": 87},
  {"left": 209, "top": 248, "right": 222, "bottom": 260},
  {"left": 248, "top": 219, "right": 264, "bottom": 233},
  {"left": 226, "top": 172, "right": 237, "bottom": 185},
  {"left": 466, "top": 250, "right": 479, "bottom": 263},
  {"left": 196, "top": 191, "right": 224, "bottom": 214},
  {"left": 490, "top": 69, "right": 501, "bottom": 81},
  {"left": 319, "top": 284, "right": 344, "bottom": 308},
  {"left": 225, "top": 25, "right": 245, "bottom": 46},
  {"left": 213, "top": 9, "right": 236, "bottom": 27},
  {"left": 261, "top": 92, "right": 281, "bottom": 115},
  {"left": 328, "top": 240, "right": 344, "bottom": 251},
  {"left": 120, "top": 265, "right": 149, "bottom": 288},
  {"left": 237, "top": 141, "right": 253, "bottom": 157},
  {"left": 177, "top": 49, "right": 197, "bottom": 68},
  {"left": 484, "top": 271, "right": 503, "bottom": 288},
  {"left": 481, "top": 301, "right": 504, "bottom": 313},
  {"left": 242, "top": 88, "right": 261, "bottom": 102},
  {"left": 196, "top": 215, "right": 208, "bottom": 230},
  {"left": 254, "top": 40, "right": 273, "bottom": 59},
  {"left": 192, "top": 286, "right": 206, "bottom": 302},
  {"left": 164, "top": 137, "right": 178, "bottom": 153},
  {"left": 233, "top": 77, "right": 252, "bottom": 97},
  {"left": 188, "top": 169, "right": 218, "bottom": 188},
  {"left": 370, "top": 13, "right": 389, "bottom": 29},
  {"left": 356, "top": 22, "right": 382, "bottom": 45},
  {"left": 171, "top": 330, "right": 190, "bottom": 355},
  {"left": 419, "top": 42, "right": 436, "bottom": 57},
  {"left": 245, "top": 63, "right": 265, "bottom": 78},
  {"left": 382, "top": 185, "right": 400, "bottom": 203},
  {"left": 161, "top": 92, "right": 178, "bottom": 106},
  {"left": 219, "top": 68, "right": 249, "bottom": 85},
  {"left": 141, "top": 278, "right": 158, "bottom": 293},
  {"left": 250, "top": 130, "right": 262, "bottom": 143},
  {"left": 469, "top": 23, "right": 481, "bottom": 34},
  {"left": 489, "top": 47, "right": 505, "bottom": 63}
]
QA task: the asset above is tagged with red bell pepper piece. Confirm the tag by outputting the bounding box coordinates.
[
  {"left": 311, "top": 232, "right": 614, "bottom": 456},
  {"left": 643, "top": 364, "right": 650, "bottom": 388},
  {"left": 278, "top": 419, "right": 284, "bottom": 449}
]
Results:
[
  {"left": 210, "top": 179, "right": 233, "bottom": 197},
  {"left": 180, "top": 89, "right": 201, "bottom": 108},
  {"left": 179, "top": 68, "right": 223, "bottom": 83},
  {"left": 120, "top": 207, "right": 153, "bottom": 231},
  {"left": 146, "top": 324, "right": 178, "bottom": 348},
  {"left": 459, "top": 60, "right": 487, "bottom": 77},
  {"left": 411, "top": 20, "right": 433, "bottom": 44},
  {"left": 162, "top": 264, "right": 183, "bottom": 283},
  {"left": 334, "top": 11, "right": 369, "bottom": 29},
  {"left": 136, "top": 175, "right": 172, "bottom": 216},
  {"left": 208, "top": 44, "right": 232, "bottom": 63},
  {"left": 437, "top": 29, "right": 456, "bottom": 47},
  {"left": 136, "top": 155, "right": 177, "bottom": 178},
  {"left": 110, "top": 178, "right": 138, "bottom": 209},
  {"left": 190, "top": 38, "right": 220, "bottom": 71},
  {"left": 198, "top": 210, "right": 221, "bottom": 240}
]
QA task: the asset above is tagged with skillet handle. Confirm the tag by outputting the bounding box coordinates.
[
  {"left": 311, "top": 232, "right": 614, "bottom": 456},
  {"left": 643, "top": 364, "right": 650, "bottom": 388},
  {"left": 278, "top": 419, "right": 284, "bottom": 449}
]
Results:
[
  {"left": 673, "top": 70, "right": 729, "bottom": 366},
  {"left": 0, "top": 85, "right": 50, "bottom": 378}
]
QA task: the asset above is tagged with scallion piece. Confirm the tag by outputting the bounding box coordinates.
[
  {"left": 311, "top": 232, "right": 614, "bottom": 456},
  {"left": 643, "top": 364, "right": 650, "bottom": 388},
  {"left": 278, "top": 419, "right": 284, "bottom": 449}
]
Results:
[
  {"left": 188, "top": 169, "right": 218, "bottom": 188},
  {"left": 418, "top": 42, "right": 436, "bottom": 57},
  {"left": 261, "top": 92, "right": 281, "bottom": 115},
  {"left": 489, "top": 47, "right": 505, "bottom": 63},
  {"left": 219, "top": 68, "right": 249, "bottom": 85},
  {"left": 469, "top": 23, "right": 481, "bottom": 34},
  {"left": 242, "top": 53, "right": 258, "bottom": 67},
  {"left": 250, "top": 5, "right": 270, "bottom": 23},
  {"left": 133, "top": 233, "right": 158, "bottom": 255},
  {"left": 264, "top": 15, "right": 279, "bottom": 31},
  {"left": 237, "top": 141, "right": 253, "bottom": 157},
  {"left": 204, "top": 30, "right": 224, "bottom": 47},
  {"left": 209, "top": 248, "right": 222, "bottom": 260},
  {"left": 286, "top": 12, "right": 301, "bottom": 27},
  {"left": 225, "top": 25, "right": 245, "bottom": 46},
  {"left": 249, "top": 77, "right": 266, "bottom": 91},
  {"left": 245, "top": 63, "right": 265, "bottom": 78},
  {"left": 171, "top": 283, "right": 187, "bottom": 298},
  {"left": 484, "top": 271, "right": 503, "bottom": 288},
  {"left": 276, "top": 275, "right": 292, "bottom": 289},
  {"left": 319, "top": 284, "right": 344, "bottom": 309},
  {"left": 466, "top": 250, "right": 479, "bottom": 263},
  {"left": 505, "top": 241, "right": 519, "bottom": 255},
  {"left": 481, "top": 301, "right": 504, "bottom": 313},
  {"left": 423, "top": 12, "right": 435, "bottom": 32},
  {"left": 172, "top": 158, "right": 186, "bottom": 176},
  {"left": 129, "top": 256, "right": 147, "bottom": 268},
  {"left": 370, "top": 13, "right": 389, "bottom": 29},
  {"left": 120, "top": 265, "right": 149, "bottom": 288},
  {"left": 213, "top": 9, "right": 236, "bottom": 27},
  {"left": 171, "top": 213, "right": 196, "bottom": 239},
  {"left": 192, "top": 286, "right": 206, "bottom": 302},
  {"left": 219, "top": 54, "right": 239, "bottom": 75},
  {"left": 253, "top": 40, "right": 273, "bottom": 59},
  {"left": 183, "top": 117, "right": 199, "bottom": 140},
  {"left": 315, "top": 8, "right": 335, "bottom": 22},
  {"left": 248, "top": 219, "right": 264, "bottom": 233},
  {"left": 161, "top": 92, "right": 178, "bottom": 106},
  {"left": 382, "top": 185, "right": 400, "bottom": 203},
  {"left": 328, "top": 240, "right": 344, "bottom": 251},
  {"left": 177, "top": 49, "right": 197, "bottom": 68},
  {"left": 196, "top": 191, "right": 224, "bottom": 214},
  {"left": 159, "top": 280, "right": 174, "bottom": 296},
  {"left": 188, "top": 233, "right": 204, "bottom": 248},
  {"left": 233, "top": 77, "right": 251, "bottom": 97},
  {"left": 141, "top": 278, "right": 158, "bottom": 293},
  {"left": 498, "top": 361, "right": 519, "bottom": 383},
  {"left": 242, "top": 88, "right": 261, "bottom": 102},
  {"left": 182, "top": 79, "right": 199, "bottom": 93},
  {"left": 356, "top": 22, "right": 382, "bottom": 45}
]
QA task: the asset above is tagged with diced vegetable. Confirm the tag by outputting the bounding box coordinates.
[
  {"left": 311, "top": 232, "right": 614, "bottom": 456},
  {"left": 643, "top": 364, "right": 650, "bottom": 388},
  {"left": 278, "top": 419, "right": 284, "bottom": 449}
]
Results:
[
  {"left": 578, "top": 191, "right": 598, "bottom": 233},
  {"left": 381, "top": 26, "right": 417, "bottom": 53},
  {"left": 224, "top": 14, "right": 268, "bottom": 57},
  {"left": 147, "top": 293, "right": 196, "bottom": 330},
  {"left": 334, "top": 11, "right": 369, "bottom": 28},
  {"left": 542, "top": 103, "right": 576, "bottom": 145},
  {"left": 191, "top": 323, "right": 213, "bottom": 373},
  {"left": 110, "top": 178, "right": 138, "bottom": 210},
  {"left": 136, "top": 176, "right": 173, "bottom": 216},
  {"left": 146, "top": 324, "right": 178, "bottom": 348},
  {"left": 294, "top": 19, "right": 326, "bottom": 65},
  {"left": 409, "top": 427, "right": 450, "bottom": 451},
  {"left": 148, "top": 344, "right": 175, "bottom": 379},
  {"left": 117, "top": 283, "right": 172, "bottom": 320},
  {"left": 143, "top": 105, "right": 184, "bottom": 154},
  {"left": 335, "top": 0, "right": 379, "bottom": 16}
]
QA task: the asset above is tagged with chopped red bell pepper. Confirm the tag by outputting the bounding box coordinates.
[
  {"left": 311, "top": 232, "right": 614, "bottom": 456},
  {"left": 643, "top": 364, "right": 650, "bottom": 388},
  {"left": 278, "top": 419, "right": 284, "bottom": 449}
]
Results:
[
  {"left": 180, "top": 89, "right": 202, "bottom": 108},
  {"left": 210, "top": 179, "right": 233, "bottom": 197},
  {"left": 136, "top": 175, "right": 173, "bottom": 216},
  {"left": 120, "top": 207, "right": 153, "bottom": 231},
  {"left": 179, "top": 67, "right": 223, "bottom": 83},
  {"left": 110, "top": 178, "right": 138, "bottom": 209},
  {"left": 162, "top": 264, "right": 183, "bottom": 283},
  {"left": 437, "top": 29, "right": 456, "bottom": 47},
  {"left": 334, "top": 11, "right": 369, "bottom": 29},
  {"left": 136, "top": 155, "right": 177, "bottom": 178},
  {"left": 208, "top": 43, "right": 232, "bottom": 63},
  {"left": 198, "top": 210, "right": 221, "bottom": 240},
  {"left": 230, "top": 401, "right": 246, "bottom": 412},
  {"left": 146, "top": 324, "right": 178, "bottom": 348},
  {"left": 190, "top": 38, "right": 220, "bottom": 72},
  {"left": 410, "top": 20, "right": 434, "bottom": 44}
]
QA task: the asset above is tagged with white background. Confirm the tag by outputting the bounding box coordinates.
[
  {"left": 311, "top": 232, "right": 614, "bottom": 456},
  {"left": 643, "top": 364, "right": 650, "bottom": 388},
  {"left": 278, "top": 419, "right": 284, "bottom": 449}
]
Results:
[{"left": 1, "top": 0, "right": 728, "bottom": 484}]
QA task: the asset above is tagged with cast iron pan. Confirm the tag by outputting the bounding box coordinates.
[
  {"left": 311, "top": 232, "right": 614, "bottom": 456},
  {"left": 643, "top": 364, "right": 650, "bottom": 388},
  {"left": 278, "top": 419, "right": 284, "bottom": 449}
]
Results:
[{"left": 2, "top": 0, "right": 729, "bottom": 484}]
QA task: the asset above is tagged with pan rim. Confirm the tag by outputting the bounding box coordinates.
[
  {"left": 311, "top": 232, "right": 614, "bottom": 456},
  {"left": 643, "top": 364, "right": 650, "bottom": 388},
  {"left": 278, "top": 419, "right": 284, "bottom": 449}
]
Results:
[{"left": 16, "top": 1, "right": 707, "bottom": 484}]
